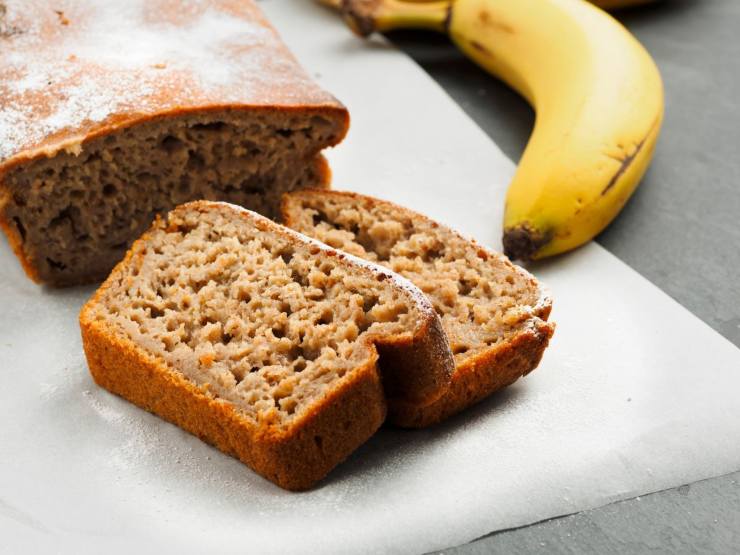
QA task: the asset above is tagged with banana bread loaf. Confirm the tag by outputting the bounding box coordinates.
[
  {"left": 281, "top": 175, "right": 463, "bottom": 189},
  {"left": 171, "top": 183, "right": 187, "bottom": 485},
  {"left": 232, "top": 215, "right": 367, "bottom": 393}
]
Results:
[
  {"left": 0, "top": 0, "right": 349, "bottom": 286},
  {"left": 282, "top": 190, "right": 554, "bottom": 427},
  {"left": 79, "top": 201, "right": 453, "bottom": 490}
]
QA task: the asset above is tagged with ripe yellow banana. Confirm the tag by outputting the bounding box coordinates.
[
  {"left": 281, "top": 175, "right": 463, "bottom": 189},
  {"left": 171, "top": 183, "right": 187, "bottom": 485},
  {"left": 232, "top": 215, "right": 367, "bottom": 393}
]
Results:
[
  {"left": 591, "top": 0, "right": 656, "bottom": 8},
  {"left": 329, "top": 0, "right": 664, "bottom": 260},
  {"left": 320, "top": 0, "right": 658, "bottom": 11}
]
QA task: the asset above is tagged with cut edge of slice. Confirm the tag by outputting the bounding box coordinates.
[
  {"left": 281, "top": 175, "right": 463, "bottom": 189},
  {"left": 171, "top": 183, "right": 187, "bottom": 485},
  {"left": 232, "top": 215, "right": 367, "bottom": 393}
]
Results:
[
  {"left": 79, "top": 200, "right": 454, "bottom": 488},
  {"left": 281, "top": 189, "right": 555, "bottom": 428}
]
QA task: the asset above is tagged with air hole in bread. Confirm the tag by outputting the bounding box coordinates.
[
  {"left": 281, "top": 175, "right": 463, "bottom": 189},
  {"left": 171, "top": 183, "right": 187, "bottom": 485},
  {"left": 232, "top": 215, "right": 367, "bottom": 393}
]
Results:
[
  {"left": 190, "top": 121, "right": 227, "bottom": 133},
  {"left": 12, "top": 217, "right": 26, "bottom": 241},
  {"left": 452, "top": 344, "right": 470, "bottom": 355}
]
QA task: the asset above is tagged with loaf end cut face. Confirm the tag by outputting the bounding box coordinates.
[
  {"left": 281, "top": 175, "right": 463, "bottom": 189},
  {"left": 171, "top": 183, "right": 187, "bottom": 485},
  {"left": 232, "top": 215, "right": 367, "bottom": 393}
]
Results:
[
  {"left": 79, "top": 201, "right": 453, "bottom": 490},
  {"left": 0, "top": 0, "right": 349, "bottom": 286},
  {"left": 282, "top": 190, "right": 555, "bottom": 427}
]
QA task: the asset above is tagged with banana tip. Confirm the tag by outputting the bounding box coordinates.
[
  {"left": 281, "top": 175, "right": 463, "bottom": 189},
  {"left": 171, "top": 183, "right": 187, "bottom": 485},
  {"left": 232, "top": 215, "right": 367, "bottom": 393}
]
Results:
[
  {"left": 340, "top": 0, "right": 379, "bottom": 37},
  {"left": 502, "top": 224, "right": 550, "bottom": 261}
]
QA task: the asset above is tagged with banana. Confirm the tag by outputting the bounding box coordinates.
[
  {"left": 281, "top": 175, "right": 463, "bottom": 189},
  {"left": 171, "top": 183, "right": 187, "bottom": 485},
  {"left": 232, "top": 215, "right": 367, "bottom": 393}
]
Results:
[
  {"left": 329, "top": 0, "right": 664, "bottom": 260},
  {"left": 590, "top": 0, "right": 657, "bottom": 9},
  {"left": 320, "top": 0, "right": 659, "bottom": 11}
]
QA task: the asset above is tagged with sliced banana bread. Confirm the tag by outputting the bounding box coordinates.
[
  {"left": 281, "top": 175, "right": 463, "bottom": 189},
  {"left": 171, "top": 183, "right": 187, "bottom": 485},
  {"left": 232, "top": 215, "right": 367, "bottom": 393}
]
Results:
[
  {"left": 79, "top": 201, "right": 453, "bottom": 490},
  {"left": 282, "top": 190, "right": 555, "bottom": 428},
  {"left": 0, "top": 0, "right": 349, "bottom": 286}
]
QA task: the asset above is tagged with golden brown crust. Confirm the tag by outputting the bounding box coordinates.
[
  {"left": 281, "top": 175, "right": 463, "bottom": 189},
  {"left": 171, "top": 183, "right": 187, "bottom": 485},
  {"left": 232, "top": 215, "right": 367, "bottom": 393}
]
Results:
[
  {"left": 79, "top": 200, "right": 454, "bottom": 488},
  {"left": 387, "top": 319, "right": 554, "bottom": 428},
  {"left": 80, "top": 314, "right": 386, "bottom": 491},
  {"left": 0, "top": 0, "right": 349, "bottom": 169},
  {"left": 281, "top": 189, "right": 555, "bottom": 428},
  {"left": 376, "top": 312, "right": 454, "bottom": 406},
  {"left": 0, "top": 203, "right": 42, "bottom": 283}
]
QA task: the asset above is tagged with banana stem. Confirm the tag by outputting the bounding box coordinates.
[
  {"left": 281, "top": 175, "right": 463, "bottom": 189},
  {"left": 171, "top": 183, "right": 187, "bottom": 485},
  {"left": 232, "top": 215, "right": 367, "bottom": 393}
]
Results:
[{"left": 339, "top": 0, "right": 452, "bottom": 37}]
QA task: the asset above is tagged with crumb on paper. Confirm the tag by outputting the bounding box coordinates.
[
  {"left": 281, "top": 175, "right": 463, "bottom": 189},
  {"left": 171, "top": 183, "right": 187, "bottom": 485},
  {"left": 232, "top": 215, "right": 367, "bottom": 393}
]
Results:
[
  {"left": 54, "top": 9, "right": 70, "bottom": 26},
  {"left": 0, "top": 3, "right": 23, "bottom": 37}
]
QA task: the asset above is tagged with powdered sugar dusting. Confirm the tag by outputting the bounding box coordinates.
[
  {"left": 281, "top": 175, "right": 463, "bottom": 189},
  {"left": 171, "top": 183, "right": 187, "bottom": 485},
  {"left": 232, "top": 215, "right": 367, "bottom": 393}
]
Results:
[
  {"left": 82, "top": 388, "right": 167, "bottom": 473},
  {"left": 0, "top": 0, "right": 339, "bottom": 163}
]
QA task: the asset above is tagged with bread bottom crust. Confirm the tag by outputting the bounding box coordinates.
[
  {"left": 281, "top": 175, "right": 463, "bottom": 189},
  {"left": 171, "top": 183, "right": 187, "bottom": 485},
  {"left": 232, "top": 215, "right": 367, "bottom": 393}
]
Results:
[
  {"left": 80, "top": 318, "right": 387, "bottom": 491},
  {"left": 388, "top": 319, "right": 554, "bottom": 428}
]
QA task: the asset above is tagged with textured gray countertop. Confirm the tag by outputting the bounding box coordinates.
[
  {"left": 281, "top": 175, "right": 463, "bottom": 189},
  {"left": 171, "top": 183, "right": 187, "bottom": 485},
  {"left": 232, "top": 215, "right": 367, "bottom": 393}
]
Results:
[{"left": 389, "top": 0, "right": 740, "bottom": 552}]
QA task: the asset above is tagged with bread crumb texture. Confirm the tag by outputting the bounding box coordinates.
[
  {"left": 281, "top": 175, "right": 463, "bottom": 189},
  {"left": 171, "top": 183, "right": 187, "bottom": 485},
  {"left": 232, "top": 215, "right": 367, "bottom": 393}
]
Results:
[
  {"left": 85, "top": 203, "right": 425, "bottom": 428},
  {"left": 284, "top": 192, "right": 547, "bottom": 367},
  {"left": 2, "top": 113, "right": 337, "bottom": 285}
]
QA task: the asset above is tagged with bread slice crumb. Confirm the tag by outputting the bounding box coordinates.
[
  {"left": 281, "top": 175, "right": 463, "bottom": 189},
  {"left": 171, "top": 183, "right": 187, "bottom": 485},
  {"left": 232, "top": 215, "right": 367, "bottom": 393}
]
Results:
[
  {"left": 80, "top": 200, "right": 453, "bottom": 489},
  {"left": 282, "top": 190, "right": 555, "bottom": 427}
]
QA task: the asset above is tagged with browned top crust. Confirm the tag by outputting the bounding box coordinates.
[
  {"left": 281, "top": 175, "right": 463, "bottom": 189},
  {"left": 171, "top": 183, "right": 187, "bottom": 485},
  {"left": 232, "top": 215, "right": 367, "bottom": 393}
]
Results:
[{"left": 0, "top": 0, "right": 348, "bottom": 172}]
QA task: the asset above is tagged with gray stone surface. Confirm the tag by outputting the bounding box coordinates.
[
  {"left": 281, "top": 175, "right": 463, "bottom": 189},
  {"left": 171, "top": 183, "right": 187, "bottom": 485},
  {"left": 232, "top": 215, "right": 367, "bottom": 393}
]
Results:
[
  {"left": 436, "top": 472, "right": 740, "bottom": 555},
  {"left": 389, "top": 0, "right": 740, "bottom": 552}
]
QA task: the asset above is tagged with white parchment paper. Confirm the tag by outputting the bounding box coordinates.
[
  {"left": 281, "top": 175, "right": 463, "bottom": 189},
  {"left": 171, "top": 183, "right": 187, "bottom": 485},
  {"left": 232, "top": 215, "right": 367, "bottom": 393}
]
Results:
[{"left": 1, "top": 1, "right": 739, "bottom": 553}]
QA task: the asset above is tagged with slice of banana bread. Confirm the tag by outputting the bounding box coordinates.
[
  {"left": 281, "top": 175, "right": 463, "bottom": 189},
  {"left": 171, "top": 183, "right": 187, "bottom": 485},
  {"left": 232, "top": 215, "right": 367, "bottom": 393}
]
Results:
[
  {"left": 282, "top": 190, "right": 555, "bottom": 428},
  {"left": 0, "top": 0, "right": 349, "bottom": 286},
  {"left": 79, "top": 201, "right": 453, "bottom": 490}
]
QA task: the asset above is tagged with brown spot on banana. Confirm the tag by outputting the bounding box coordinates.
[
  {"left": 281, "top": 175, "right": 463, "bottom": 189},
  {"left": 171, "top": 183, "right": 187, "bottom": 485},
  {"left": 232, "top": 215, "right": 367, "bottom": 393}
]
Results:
[
  {"left": 443, "top": 3, "right": 453, "bottom": 32},
  {"left": 601, "top": 139, "right": 645, "bottom": 196},
  {"left": 502, "top": 223, "right": 552, "bottom": 261},
  {"left": 478, "top": 10, "right": 515, "bottom": 33},
  {"left": 601, "top": 117, "right": 660, "bottom": 195},
  {"left": 469, "top": 40, "right": 493, "bottom": 56},
  {"left": 340, "top": 0, "right": 381, "bottom": 37}
]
